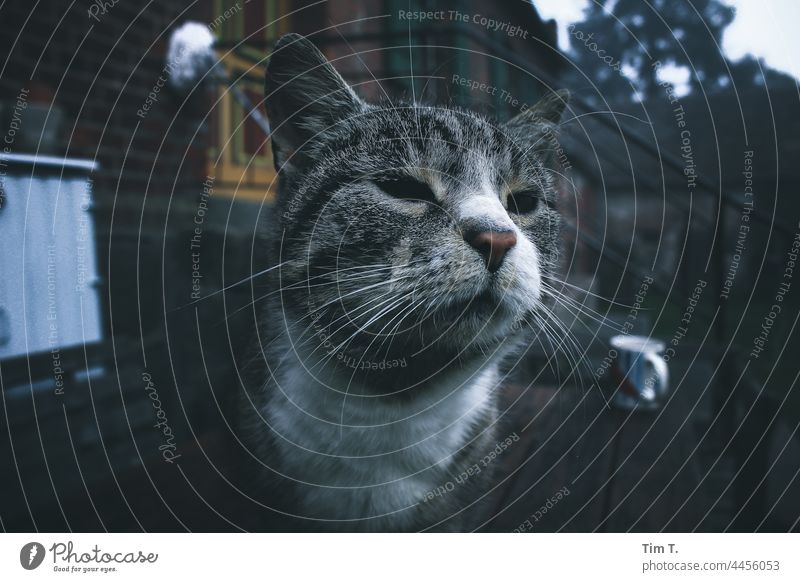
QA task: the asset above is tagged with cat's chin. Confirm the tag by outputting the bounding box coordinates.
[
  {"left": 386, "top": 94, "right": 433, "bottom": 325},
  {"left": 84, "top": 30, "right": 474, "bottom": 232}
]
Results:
[
  {"left": 424, "top": 295, "right": 529, "bottom": 351},
  {"left": 432, "top": 282, "right": 535, "bottom": 323}
]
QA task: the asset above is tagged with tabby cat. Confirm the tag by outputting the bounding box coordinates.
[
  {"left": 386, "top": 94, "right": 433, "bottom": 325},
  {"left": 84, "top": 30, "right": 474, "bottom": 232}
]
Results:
[{"left": 239, "top": 33, "right": 569, "bottom": 532}]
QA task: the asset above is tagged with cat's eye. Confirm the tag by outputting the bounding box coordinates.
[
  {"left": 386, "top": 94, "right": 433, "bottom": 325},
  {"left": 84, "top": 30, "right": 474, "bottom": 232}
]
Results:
[
  {"left": 373, "top": 175, "right": 438, "bottom": 205},
  {"left": 507, "top": 190, "right": 543, "bottom": 214}
]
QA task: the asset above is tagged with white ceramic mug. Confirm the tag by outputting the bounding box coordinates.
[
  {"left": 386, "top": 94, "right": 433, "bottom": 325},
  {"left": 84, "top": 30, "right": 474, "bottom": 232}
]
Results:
[{"left": 609, "top": 335, "right": 669, "bottom": 410}]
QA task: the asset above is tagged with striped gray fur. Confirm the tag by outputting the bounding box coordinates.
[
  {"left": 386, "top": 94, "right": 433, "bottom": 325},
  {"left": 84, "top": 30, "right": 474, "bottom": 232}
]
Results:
[{"left": 238, "top": 33, "right": 569, "bottom": 532}]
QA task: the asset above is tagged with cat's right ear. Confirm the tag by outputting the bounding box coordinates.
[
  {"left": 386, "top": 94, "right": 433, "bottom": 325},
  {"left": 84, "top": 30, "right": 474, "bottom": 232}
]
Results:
[{"left": 264, "top": 33, "right": 364, "bottom": 173}]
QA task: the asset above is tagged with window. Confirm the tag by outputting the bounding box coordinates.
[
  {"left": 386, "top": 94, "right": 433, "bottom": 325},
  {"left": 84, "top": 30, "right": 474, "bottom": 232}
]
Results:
[{"left": 207, "top": 0, "right": 290, "bottom": 202}]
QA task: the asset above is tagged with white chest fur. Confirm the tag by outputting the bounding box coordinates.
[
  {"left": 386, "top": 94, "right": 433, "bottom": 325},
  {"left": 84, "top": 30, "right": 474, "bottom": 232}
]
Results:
[{"left": 262, "top": 346, "right": 501, "bottom": 527}]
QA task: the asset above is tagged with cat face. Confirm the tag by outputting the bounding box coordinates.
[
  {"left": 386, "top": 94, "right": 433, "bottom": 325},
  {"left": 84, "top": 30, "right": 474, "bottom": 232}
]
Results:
[{"left": 263, "top": 34, "right": 568, "bottom": 365}]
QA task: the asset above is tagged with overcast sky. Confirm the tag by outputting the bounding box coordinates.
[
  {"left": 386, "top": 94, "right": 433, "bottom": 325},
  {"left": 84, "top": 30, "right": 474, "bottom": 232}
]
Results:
[{"left": 533, "top": 0, "right": 800, "bottom": 81}]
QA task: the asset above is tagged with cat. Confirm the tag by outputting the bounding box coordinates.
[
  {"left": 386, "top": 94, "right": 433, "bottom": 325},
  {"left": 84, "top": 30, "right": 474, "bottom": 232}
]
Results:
[{"left": 238, "top": 33, "right": 569, "bottom": 532}]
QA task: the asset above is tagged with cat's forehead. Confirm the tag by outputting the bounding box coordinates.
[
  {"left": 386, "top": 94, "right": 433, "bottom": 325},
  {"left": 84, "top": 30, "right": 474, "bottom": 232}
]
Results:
[
  {"left": 326, "top": 104, "right": 520, "bottom": 184},
  {"left": 369, "top": 104, "right": 506, "bottom": 150}
]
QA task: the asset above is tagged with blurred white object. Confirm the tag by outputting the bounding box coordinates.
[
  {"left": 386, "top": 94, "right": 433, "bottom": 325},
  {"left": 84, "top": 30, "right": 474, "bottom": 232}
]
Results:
[
  {"left": 166, "top": 21, "right": 220, "bottom": 94},
  {"left": 609, "top": 335, "right": 669, "bottom": 411},
  {"left": 0, "top": 153, "right": 103, "bottom": 361}
]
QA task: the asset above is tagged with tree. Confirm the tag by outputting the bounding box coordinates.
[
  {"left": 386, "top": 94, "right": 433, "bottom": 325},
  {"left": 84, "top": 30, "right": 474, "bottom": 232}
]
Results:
[{"left": 562, "top": 0, "right": 794, "bottom": 102}]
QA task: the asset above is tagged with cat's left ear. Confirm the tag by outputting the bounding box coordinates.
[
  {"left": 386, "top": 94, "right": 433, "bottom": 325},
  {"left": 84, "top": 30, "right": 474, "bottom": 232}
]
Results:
[
  {"left": 503, "top": 88, "right": 570, "bottom": 156},
  {"left": 264, "top": 33, "right": 365, "bottom": 172}
]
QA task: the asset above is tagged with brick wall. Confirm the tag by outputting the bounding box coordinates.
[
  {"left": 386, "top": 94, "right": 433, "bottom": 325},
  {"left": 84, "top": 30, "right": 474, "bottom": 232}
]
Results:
[{"left": 0, "top": 1, "right": 210, "bottom": 207}]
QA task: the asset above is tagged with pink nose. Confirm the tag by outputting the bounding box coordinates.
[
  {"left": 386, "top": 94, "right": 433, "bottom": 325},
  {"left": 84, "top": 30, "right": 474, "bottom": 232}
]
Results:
[{"left": 465, "top": 229, "right": 517, "bottom": 272}]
